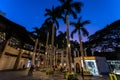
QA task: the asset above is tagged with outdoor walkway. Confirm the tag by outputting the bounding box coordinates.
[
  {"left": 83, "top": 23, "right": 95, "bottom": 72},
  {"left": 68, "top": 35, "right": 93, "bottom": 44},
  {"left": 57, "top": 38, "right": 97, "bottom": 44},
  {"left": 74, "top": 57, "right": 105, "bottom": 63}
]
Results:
[{"left": 0, "top": 69, "right": 110, "bottom": 80}]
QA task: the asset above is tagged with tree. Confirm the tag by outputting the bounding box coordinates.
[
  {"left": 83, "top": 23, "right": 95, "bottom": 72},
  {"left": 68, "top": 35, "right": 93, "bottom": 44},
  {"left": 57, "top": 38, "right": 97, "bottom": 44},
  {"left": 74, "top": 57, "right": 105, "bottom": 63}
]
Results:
[
  {"left": 31, "top": 27, "right": 47, "bottom": 65},
  {"left": 44, "top": 5, "right": 60, "bottom": 67},
  {"left": 87, "top": 20, "right": 120, "bottom": 53},
  {"left": 44, "top": 6, "right": 60, "bottom": 47},
  {"left": 55, "top": 31, "right": 67, "bottom": 66},
  {"left": 70, "top": 16, "right": 90, "bottom": 70},
  {"left": 59, "top": 0, "right": 83, "bottom": 72},
  {"left": 56, "top": 31, "right": 67, "bottom": 49}
]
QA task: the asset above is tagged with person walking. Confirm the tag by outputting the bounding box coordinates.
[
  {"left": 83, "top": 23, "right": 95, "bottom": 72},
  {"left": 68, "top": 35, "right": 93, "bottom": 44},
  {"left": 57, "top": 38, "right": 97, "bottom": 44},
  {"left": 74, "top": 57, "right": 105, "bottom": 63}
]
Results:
[{"left": 28, "top": 65, "right": 35, "bottom": 76}]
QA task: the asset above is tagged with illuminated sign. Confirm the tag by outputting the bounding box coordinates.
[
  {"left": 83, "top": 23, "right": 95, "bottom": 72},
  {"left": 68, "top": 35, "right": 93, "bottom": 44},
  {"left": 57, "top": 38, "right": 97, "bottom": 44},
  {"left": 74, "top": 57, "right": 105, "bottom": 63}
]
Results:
[{"left": 81, "top": 60, "right": 99, "bottom": 76}]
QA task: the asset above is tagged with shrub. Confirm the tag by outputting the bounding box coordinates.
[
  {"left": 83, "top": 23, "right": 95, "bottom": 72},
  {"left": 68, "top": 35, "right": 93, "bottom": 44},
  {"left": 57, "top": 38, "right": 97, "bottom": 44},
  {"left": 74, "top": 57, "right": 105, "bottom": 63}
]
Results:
[
  {"left": 64, "top": 72, "right": 78, "bottom": 80},
  {"left": 83, "top": 70, "right": 91, "bottom": 75}
]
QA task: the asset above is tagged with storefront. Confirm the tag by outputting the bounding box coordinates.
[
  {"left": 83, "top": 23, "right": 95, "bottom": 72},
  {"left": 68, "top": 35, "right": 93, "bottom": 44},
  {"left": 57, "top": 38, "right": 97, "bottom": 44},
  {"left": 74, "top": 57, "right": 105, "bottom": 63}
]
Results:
[{"left": 74, "top": 56, "right": 110, "bottom": 76}]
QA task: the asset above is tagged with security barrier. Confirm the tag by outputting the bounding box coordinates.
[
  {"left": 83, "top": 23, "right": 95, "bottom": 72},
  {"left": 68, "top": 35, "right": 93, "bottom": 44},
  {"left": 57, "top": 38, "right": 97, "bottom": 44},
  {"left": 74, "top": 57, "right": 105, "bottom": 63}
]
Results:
[{"left": 109, "top": 73, "right": 120, "bottom": 80}]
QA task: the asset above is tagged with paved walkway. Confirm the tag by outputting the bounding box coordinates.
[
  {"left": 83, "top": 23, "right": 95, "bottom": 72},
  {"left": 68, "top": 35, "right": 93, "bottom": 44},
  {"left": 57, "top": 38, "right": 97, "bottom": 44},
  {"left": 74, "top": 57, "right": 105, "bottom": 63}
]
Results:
[{"left": 0, "top": 70, "right": 110, "bottom": 80}]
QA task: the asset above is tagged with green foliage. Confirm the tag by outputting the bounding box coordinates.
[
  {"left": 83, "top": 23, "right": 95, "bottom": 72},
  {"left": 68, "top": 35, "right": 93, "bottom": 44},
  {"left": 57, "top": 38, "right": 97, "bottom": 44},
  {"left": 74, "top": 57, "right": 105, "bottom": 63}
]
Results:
[
  {"left": 64, "top": 72, "right": 78, "bottom": 80},
  {"left": 83, "top": 70, "right": 91, "bottom": 75},
  {"left": 87, "top": 20, "right": 120, "bottom": 53}
]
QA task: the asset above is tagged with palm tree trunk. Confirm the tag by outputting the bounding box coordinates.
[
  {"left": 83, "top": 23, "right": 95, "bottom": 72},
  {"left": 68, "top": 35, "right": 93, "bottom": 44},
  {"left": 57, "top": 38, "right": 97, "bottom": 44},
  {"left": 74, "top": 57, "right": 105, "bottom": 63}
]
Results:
[
  {"left": 37, "top": 43, "right": 41, "bottom": 67},
  {"left": 51, "top": 23, "right": 55, "bottom": 67},
  {"left": 50, "top": 48, "right": 52, "bottom": 68},
  {"left": 32, "top": 38, "right": 38, "bottom": 65},
  {"left": 66, "top": 14, "right": 72, "bottom": 72},
  {"left": 45, "top": 32, "right": 49, "bottom": 68},
  {"left": 54, "top": 47, "right": 56, "bottom": 66},
  {"left": 55, "top": 44, "right": 58, "bottom": 66},
  {"left": 78, "top": 31, "right": 86, "bottom": 70}
]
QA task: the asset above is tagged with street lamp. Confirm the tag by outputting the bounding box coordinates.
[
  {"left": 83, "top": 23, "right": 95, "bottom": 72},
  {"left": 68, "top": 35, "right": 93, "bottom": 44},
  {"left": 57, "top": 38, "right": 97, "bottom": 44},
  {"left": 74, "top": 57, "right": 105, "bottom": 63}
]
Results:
[{"left": 68, "top": 43, "right": 71, "bottom": 48}]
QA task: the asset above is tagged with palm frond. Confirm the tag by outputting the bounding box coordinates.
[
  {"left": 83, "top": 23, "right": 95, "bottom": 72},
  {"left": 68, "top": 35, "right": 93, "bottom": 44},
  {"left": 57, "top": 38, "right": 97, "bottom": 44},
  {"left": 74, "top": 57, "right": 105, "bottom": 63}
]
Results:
[
  {"left": 78, "top": 17, "right": 82, "bottom": 23},
  {"left": 44, "top": 9, "right": 51, "bottom": 17},
  {"left": 54, "top": 19, "right": 59, "bottom": 29},
  {"left": 70, "top": 10, "right": 77, "bottom": 19},
  {"left": 71, "top": 2, "right": 83, "bottom": 13},
  {"left": 70, "top": 22, "right": 76, "bottom": 26},
  {"left": 71, "top": 28, "right": 77, "bottom": 38},
  {"left": 59, "top": 15, "right": 66, "bottom": 23},
  {"left": 45, "top": 9, "right": 51, "bottom": 13},
  {"left": 81, "top": 28, "right": 89, "bottom": 36},
  {"left": 82, "top": 20, "right": 90, "bottom": 26},
  {"left": 44, "top": 13, "right": 50, "bottom": 17},
  {"left": 44, "top": 17, "right": 51, "bottom": 23}
]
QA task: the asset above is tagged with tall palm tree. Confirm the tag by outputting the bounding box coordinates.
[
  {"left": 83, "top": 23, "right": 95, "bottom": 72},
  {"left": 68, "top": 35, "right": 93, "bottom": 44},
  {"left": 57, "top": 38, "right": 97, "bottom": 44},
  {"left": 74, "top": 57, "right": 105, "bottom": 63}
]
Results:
[
  {"left": 70, "top": 16, "right": 90, "bottom": 70},
  {"left": 38, "top": 23, "right": 53, "bottom": 68},
  {"left": 31, "top": 27, "right": 47, "bottom": 65},
  {"left": 40, "top": 22, "right": 53, "bottom": 68},
  {"left": 56, "top": 31, "right": 67, "bottom": 66},
  {"left": 58, "top": 0, "right": 83, "bottom": 72},
  {"left": 31, "top": 27, "right": 40, "bottom": 65},
  {"left": 44, "top": 5, "right": 60, "bottom": 47},
  {"left": 44, "top": 6, "right": 60, "bottom": 66}
]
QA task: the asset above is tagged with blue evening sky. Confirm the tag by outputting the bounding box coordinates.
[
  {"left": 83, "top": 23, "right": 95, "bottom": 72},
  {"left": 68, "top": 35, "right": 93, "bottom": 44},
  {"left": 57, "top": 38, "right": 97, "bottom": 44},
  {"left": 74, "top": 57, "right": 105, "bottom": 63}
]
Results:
[{"left": 0, "top": 0, "right": 120, "bottom": 41}]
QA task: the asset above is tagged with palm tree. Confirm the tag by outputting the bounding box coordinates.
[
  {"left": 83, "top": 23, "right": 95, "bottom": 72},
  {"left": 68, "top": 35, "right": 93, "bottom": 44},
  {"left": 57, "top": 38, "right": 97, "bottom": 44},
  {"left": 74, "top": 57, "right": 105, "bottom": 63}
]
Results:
[
  {"left": 56, "top": 31, "right": 67, "bottom": 49},
  {"left": 70, "top": 16, "right": 90, "bottom": 70},
  {"left": 31, "top": 27, "right": 40, "bottom": 65},
  {"left": 44, "top": 6, "right": 60, "bottom": 67},
  {"left": 56, "top": 31, "right": 67, "bottom": 66},
  {"left": 44, "top": 6, "right": 60, "bottom": 47},
  {"left": 31, "top": 27, "right": 47, "bottom": 65},
  {"left": 58, "top": 0, "right": 83, "bottom": 72},
  {"left": 40, "top": 22, "right": 53, "bottom": 68},
  {"left": 45, "top": 32, "right": 49, "bottom": 68}
]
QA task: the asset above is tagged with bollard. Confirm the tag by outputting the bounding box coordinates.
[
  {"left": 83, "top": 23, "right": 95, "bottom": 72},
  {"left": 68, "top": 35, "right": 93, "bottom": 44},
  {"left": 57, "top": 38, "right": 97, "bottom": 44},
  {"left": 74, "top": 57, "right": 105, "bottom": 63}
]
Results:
[{"left": 109, "top": 73, "right": 117, "bottom": 80}]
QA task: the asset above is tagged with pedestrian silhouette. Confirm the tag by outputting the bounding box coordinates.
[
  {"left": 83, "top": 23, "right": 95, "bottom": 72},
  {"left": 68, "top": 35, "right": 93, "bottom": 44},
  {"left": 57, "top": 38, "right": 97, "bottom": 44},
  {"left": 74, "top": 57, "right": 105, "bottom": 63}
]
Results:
[{"left": 28, "top": 65, "right": 35, "bottom": 76}]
